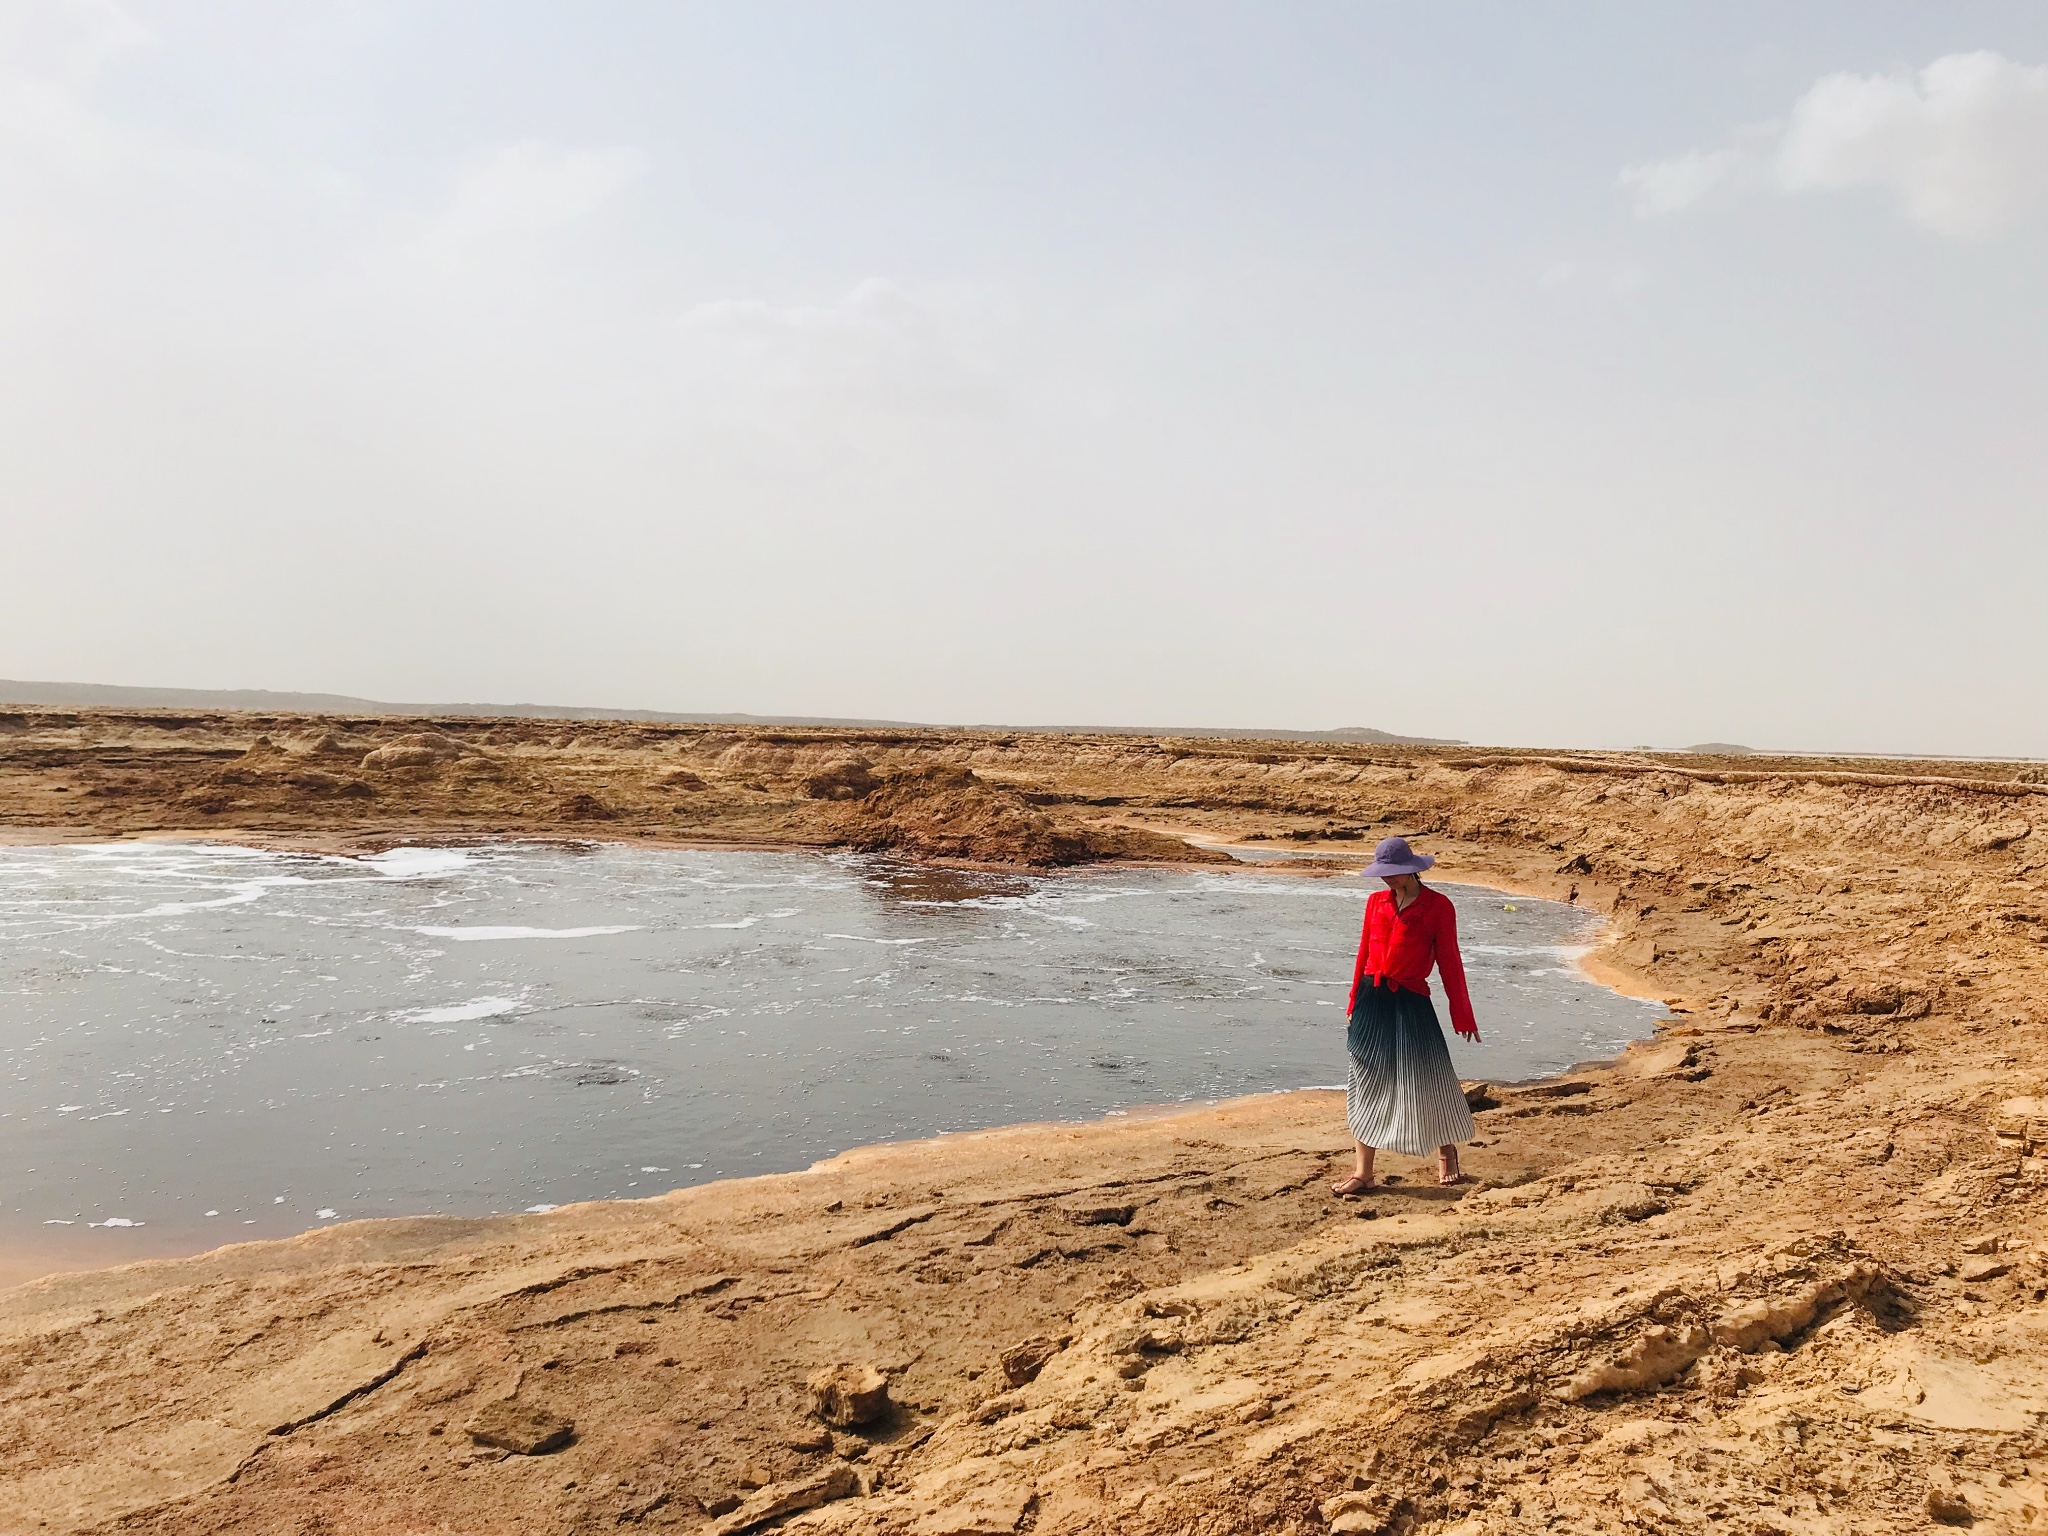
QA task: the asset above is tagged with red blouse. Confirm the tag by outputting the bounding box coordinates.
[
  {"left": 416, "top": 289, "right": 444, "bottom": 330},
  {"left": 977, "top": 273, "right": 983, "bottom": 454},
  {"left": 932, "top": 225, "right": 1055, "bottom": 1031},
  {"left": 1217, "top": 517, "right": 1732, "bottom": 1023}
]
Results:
[{"left": 1346, "top": 885, "right": 1479, "bottom": 1037}]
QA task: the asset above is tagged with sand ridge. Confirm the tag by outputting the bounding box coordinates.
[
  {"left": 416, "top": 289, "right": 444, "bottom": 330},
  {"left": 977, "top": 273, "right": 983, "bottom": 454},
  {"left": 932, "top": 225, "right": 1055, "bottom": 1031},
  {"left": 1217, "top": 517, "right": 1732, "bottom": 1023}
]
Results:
[{"left": 2, "top": 711, "right": 2047, "bottom": 1533}]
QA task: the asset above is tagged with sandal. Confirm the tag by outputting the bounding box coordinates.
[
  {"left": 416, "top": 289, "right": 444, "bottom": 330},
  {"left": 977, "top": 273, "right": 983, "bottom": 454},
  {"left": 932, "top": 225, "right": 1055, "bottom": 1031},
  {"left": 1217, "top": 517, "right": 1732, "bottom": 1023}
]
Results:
[{"left": 1330, "top": 1174, "right": 1376, "bottom": 1196}]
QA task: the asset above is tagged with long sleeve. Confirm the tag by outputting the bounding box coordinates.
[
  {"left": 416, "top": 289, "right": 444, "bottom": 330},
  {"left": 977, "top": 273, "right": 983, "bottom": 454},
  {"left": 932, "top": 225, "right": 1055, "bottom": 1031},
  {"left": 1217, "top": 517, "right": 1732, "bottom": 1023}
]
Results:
[
  {"left": 1431, "top": 897, "right": 1478, "bottom": 1037},
  {"left": 1346, "top": 899, "right": 1373, "bottom": 1014}
]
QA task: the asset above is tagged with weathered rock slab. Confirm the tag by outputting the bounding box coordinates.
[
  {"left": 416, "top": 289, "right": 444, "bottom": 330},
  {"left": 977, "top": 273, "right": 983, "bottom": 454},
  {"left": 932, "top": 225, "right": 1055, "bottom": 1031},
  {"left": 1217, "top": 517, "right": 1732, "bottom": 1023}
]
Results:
[
  {"left": 808, "top": 1363, "right": 892, "bottom": 1427},
  {"left": 463, "top": 1399, "right": 574, "bottom": 1456}
]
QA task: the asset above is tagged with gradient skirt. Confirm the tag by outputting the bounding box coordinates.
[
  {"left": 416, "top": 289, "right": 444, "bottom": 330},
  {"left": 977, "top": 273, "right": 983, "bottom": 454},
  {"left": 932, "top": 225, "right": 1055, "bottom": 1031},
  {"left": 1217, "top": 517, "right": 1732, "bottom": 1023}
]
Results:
[{"left": 1346, "top": 979, "right": 1476, "bottom": 1155}]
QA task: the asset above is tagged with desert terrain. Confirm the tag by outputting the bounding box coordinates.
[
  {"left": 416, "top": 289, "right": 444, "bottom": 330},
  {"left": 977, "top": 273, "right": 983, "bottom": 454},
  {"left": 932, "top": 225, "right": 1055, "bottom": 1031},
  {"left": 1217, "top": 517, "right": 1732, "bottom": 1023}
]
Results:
[{"left": 3, "top": 708, "right": 2047, "bottom": 1534}]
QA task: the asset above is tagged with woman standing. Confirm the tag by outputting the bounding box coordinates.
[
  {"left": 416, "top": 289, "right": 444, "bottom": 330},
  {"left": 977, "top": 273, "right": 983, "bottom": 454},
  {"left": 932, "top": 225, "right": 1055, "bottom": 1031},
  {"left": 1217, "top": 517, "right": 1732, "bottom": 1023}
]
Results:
[{"left": 1333, "top": 836, "right": 1479, "bottom": 1193}]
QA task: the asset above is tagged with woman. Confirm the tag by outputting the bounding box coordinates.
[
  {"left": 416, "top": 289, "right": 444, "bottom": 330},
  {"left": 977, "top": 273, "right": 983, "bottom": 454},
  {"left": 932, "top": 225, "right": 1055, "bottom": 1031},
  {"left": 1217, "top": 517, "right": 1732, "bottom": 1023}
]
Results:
[{"left": 1333, "top": 836, "right": 1480, "bottom": 1193}]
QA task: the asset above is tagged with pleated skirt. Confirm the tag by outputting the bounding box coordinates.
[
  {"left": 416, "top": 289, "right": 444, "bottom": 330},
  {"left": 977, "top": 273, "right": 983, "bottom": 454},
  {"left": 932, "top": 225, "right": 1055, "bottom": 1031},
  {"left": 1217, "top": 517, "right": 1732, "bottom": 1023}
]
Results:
[{"left": 1346, "top": 979, "right": 1476, "bottom": 1155}]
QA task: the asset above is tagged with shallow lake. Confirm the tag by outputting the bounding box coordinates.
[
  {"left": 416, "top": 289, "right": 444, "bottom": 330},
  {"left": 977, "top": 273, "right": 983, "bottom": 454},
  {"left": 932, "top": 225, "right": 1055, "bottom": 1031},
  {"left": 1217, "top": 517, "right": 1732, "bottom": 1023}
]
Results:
[{"left": 0, "top": 841, "right": 1663, "bottom": 1265}]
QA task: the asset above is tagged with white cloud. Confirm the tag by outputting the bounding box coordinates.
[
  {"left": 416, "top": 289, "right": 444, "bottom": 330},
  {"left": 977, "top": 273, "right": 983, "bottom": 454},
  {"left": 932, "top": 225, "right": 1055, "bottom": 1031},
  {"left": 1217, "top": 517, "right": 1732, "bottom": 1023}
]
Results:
[
  {"left": 1618, "top": 147, "right": 1743, "bottom": 216},
  {"left": 1621, "top": 50, "right": 2048, "bottom": 238},
  {"left": 1777, "top": 52, "right": 2048, "bottom": 237}
]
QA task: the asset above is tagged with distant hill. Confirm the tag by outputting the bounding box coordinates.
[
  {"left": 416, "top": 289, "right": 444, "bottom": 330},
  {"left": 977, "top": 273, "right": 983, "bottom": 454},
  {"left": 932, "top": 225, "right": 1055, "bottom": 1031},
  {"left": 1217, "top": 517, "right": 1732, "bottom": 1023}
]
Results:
[
  {"left": 1059, "top": 724, "right": 1463, "bottom": 745},
  {"left": 0, "top": 679, "right": 1459, "bottom": 746},
  {"left": 1683, "top": 742, "right": 1756, "bottom": 755},
  {"left": 0, "top": 678, "right": 921, "bottom": 728}
]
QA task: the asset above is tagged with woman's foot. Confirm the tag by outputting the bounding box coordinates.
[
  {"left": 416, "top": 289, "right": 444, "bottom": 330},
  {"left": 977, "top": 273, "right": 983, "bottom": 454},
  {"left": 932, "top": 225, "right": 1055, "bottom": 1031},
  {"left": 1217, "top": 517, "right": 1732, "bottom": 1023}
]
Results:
[
  {"left": 1437, "top": 1146, "right": 1463, "bottom": 1186},
  {"left": 1330, "top": 1173, "right": 1376, "bottom": 1196}
]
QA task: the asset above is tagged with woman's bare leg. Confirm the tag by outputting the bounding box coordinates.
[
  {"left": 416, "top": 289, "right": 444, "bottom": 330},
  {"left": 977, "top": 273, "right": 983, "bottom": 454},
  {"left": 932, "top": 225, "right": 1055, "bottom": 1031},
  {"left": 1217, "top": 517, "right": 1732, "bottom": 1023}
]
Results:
[
  {"left": 1437, "top": 1144, "right": 1462, "bottom": 1186},
  {"left": 1331, "top": 1141, "right": 1376, "bottom": 1195}
]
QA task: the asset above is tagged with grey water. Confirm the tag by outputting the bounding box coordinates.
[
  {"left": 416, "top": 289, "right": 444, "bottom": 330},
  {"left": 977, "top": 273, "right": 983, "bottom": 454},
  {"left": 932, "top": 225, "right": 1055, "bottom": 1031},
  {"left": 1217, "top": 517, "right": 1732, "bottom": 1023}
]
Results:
[{"left": 0, "top": 841, "right": 1664, "bottom": 1263}]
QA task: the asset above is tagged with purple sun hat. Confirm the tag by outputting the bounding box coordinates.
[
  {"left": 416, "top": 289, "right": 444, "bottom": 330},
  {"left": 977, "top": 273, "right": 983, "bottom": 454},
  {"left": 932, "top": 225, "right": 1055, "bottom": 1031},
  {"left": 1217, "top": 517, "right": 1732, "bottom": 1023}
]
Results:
[{"left": 1362, "top": 835, "right": 1434, "bottom": 877}]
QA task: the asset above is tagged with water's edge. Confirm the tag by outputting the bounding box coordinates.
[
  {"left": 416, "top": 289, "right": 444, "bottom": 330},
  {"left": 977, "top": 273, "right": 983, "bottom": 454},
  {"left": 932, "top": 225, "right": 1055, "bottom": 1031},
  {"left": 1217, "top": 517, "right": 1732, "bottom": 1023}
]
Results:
[{"left": 1, "top": 840, "right": 1665, "bottom": 1287}]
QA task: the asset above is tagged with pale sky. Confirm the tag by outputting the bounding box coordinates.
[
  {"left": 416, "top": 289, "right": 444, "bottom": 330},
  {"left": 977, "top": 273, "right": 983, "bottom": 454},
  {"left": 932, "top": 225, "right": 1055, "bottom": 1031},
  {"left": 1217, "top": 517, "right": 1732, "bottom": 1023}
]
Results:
[{"left": 5, "top": 2, "right": 2046, "bottom": 754}]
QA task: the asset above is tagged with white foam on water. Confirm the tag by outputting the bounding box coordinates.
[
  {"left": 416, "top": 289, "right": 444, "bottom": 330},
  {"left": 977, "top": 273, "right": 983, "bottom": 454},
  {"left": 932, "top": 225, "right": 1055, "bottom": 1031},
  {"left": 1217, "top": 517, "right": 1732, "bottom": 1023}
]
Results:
[
  {"left": 408, "top": 925, "right": 640, "bottom": 941},
  {"left": 133, "top": 877, "right": 306, "bottom": 918},
  {"left": 695, "top": 907, "right": 801, "bottom": 930},
  {"left": 362, "top": 848, "right": 481, "bottom": 879},
  {"left": 89, "top": 1217, "right": 142, "bottom": 1227},
  {"left": 1031, "top": 912, "right": 1097, "bottom": 929},
  {"left": 824, "top": 933, "right": 931, "bottom": 945},
  {"left": 401, "top": 996, "right": 523, "bottom": 1024}
]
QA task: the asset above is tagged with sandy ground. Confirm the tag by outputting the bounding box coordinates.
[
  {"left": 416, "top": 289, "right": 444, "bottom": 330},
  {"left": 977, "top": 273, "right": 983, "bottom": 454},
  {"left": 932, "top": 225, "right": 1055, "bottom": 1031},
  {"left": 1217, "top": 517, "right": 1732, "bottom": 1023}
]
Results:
[{"left": 3, "top": 710, "right": 2047, "bottom": 1534}]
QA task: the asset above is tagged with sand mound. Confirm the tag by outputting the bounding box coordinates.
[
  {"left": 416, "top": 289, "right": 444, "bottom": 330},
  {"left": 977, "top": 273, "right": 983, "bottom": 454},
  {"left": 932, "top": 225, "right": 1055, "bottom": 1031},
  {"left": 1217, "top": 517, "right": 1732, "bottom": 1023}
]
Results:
[
  {"left": 803, "top": 758, "right": 881, "bottom": 801},
  {"left": 359, "top": 732, "right": 470, "bottom": 771},
  {"left": 841, "top": 766, "right": 1217, "bottom": 866}
]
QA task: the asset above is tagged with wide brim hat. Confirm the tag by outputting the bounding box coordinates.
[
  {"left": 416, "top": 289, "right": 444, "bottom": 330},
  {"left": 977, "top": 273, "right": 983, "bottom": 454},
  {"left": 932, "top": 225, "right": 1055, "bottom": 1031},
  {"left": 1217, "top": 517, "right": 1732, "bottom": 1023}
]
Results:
[{"left": 1362, "top": 835, "right": 1434, "bottom": 877}]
